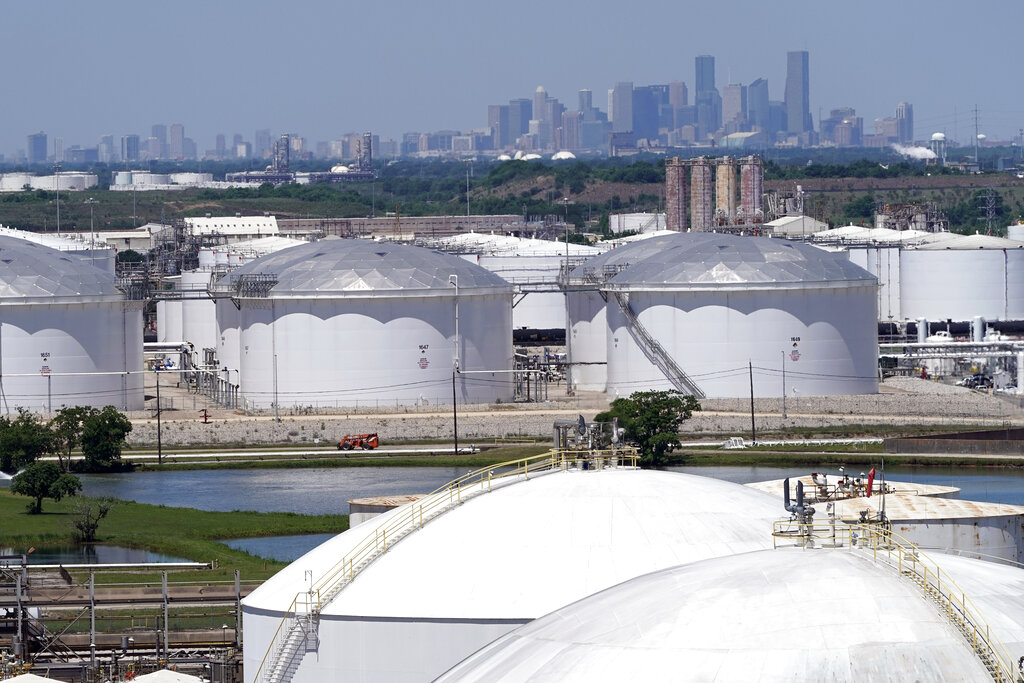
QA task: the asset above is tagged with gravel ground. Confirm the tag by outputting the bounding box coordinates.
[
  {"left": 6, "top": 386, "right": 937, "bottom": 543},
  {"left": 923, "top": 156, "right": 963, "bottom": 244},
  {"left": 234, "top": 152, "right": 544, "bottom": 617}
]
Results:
[{"left": 124, "top": 377, "right": 1024, "bottom": 448}]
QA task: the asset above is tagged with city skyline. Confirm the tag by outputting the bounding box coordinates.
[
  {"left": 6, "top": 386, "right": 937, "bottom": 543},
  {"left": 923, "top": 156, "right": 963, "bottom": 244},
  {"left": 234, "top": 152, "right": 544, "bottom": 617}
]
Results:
[{"left": 1, "top": 0, "right": 1021, "bottom": 159}]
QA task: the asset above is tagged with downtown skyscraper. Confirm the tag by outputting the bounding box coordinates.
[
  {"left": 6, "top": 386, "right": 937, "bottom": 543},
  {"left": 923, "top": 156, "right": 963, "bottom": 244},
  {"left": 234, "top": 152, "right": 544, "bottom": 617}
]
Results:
[{"left": 785, "top": 51, "right": 812, "bottom": 136}]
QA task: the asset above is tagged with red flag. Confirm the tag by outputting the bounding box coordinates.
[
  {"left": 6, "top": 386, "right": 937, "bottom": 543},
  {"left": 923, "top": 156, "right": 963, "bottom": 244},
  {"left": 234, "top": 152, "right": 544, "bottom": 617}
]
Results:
[{"left": 867, "top": 468, "right": 876, "bottom": 498}]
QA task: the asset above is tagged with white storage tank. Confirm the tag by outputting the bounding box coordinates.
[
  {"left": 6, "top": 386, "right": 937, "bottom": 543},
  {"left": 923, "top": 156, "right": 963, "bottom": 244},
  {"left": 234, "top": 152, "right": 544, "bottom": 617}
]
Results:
[
  {"left": 156, "top": 276, "right": 182, "bottom": 343},
  {"left": 603, "top": 233, "right": 878, "bottom": 398},
  {"left": 197, "top": 248, "right": 216, "bottom": 268},
  {"left": 217, "top": 238, "right": 515, "bottom": 408},
  {"left": 242, "top": 469, "right": 785, "bottom": 683},
  {"left": 179, "top": 271, "right": 218, "bottom": 356},
  {"left": 566, "top": 234, "right": 685, "bottom": 391},
  {"left": 900, "top": 234, "right": 1024, "bottom": 321},
  {"left": 438, "top": 548, "right": 1024, "bottom": 683},
  {"left": 0, "top": 236, "right": 143, "bottom": 412}
]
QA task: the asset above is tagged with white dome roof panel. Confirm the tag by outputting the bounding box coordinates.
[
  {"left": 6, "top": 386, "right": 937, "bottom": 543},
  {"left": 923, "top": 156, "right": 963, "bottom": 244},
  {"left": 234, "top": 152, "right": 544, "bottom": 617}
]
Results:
[
  {"left": 224, "top": 238, "right": 512, "bottom": 296},
  {"left": 0, "top": 235, "right": 122, "bottom": 300},
  {"left": 437, "top": 549, "right": 1000, "bottom": 682}
]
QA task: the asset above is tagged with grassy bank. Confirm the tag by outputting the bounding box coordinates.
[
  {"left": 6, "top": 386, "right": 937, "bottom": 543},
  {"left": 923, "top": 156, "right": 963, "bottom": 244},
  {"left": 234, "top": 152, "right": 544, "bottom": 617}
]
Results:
[{"left": 0, "top": 489, "right": 348, "bottom": 582}]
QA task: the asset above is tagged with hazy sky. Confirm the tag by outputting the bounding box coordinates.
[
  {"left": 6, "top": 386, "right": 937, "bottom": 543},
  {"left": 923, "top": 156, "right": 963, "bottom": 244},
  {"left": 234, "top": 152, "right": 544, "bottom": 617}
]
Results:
[{"left": 2, "top": 0, "right": 1021, "bottom": 157}]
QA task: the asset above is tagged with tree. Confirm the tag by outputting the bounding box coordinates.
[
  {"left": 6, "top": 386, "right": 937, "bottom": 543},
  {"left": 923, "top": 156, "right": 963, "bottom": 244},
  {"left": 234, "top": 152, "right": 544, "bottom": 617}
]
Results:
[
  {"left": 69, "top": 497, "right": 117, "bottom": 542},
  {"left": 0, "top": 408, "right": 56, "bottom": 474},
  {"left": 10, "top": 461, "right": 82, "bottom": 514},
  {"left": 49, "top": 406, "right": 99, "bottom": 472},
  {"left": 594, "top": 390, "right": 701, "bottom": 468},
  {"left": 79, "top": 406, "right": 133, "bottom": 472}
]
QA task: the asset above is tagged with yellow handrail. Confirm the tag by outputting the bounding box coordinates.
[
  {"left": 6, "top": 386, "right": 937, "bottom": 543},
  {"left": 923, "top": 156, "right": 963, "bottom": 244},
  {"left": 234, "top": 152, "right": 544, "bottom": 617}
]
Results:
[
  {"left": 253, "top": 446, "right": 638, "bottom": 683},
  {"left": 773, "top": 520, "right": 1019, "bottom": 682}
]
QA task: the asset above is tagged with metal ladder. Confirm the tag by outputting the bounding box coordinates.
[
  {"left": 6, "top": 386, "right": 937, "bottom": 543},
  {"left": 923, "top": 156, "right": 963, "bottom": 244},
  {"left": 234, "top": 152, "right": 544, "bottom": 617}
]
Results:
[{"left": 611, "top": 292, "right": 705, "bottom": 398}]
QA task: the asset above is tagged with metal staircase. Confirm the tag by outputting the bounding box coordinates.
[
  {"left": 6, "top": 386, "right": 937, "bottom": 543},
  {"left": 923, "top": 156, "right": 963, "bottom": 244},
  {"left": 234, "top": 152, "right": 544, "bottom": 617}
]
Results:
[
  {"left": 252, "top": 448, "right": 640, "bottom": 683},
  {"left": 772, "top": 521, "right": 1021, "bottom": 682},
  {"left": 611, "top": 292, "right": 705, "bottom": 398}
]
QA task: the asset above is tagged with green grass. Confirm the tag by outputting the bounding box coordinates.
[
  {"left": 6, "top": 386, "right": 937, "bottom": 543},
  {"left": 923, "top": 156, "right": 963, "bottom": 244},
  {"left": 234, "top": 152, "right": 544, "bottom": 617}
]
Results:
[{"left": 1, "top": 489, "right": 348, "bottom": 582}]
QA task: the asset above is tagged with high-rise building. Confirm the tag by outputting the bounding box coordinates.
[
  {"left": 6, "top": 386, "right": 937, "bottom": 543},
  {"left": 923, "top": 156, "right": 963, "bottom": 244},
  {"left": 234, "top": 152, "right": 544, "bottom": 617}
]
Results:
[
  {"left": 534, "top": 86, "right": 549, "bottom": 122},
  {"left": 611, "top": 82, "right": 633, "bottom": 133},
  {"left": 27, "top": 132, "right": 47, "bottom": 164},
  {"left": 668, "top": 81, "right": 688, "bottom": 110},
  {"left": 488, "top": 104, "right": 510, "bottom": 149},
  {"left": 695, "top": 55, "right": 715, "bottom": 95},
  {"left": 54, "top": 137, "right": 64, "bottom": 163},
  {"left": 784, "top": 51, "right": 812, "bottom": 135},
  {"left": 98, "top": 135, "right": 115, "bottom": 163},
  {"left": 121, "top": 135, "right": 140, "bottom": 163},
  {"left": 578, "top": 89, "right": 593, "bottom": 115},
  {"left": 169, "top": 123, "right": 185, "bottom": 160},
  {"left": 895, "top": 102, "right": 913, "bottom": 144},
  {"left": 746, "top": 79, "right": 770, "bottom": 132},
  {"left": 146, "top": 136, "right": 161, "bottom": 160},
  {"left": 215, "top": 134, "right": 226, "bottom": 159},
  {"left": 721, "top": 84, "right": 747, "bottom": 130},
  {"left": 255, "top": 129, "right": 272, "bottom": 159},
  {"left": 694, "top": 55, "right": 721, "bottom": 135},
  {"left": 152, "top": 124, "right": 167, "bottom": 159},
  {"left": 560, "top": 110, "right": 582, "bottom": 151},
  {"left": 631, "top": 85, "right": 664, "bottom": 141},
  {"left": 508, "top": 98, "right": 532, "bottom": 145}
]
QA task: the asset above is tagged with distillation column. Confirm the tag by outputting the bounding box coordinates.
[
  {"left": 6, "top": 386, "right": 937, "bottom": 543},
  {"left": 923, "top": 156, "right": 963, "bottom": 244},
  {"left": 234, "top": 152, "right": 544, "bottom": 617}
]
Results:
[
  {"left": 715, "top": 156, "right": 737, "bottom": 225},
  {"left": 665, "top": 158, "right": 688, "bottom": 232}
]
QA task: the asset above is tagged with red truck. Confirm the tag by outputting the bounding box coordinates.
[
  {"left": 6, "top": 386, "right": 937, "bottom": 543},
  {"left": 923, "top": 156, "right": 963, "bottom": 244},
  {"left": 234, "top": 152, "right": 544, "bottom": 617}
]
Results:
[{"left": 338, "top": 433, "right": 379, "bottom": 450}]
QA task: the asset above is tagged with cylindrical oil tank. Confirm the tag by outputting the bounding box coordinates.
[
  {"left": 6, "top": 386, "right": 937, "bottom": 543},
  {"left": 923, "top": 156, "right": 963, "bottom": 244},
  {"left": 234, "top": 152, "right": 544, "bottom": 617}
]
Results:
[
  {"left": 113, "top": 171, "right": 133, "bottom": 186},
  {"left": 198, "top": 248, "right": 216, "bottom": 268},
  {"left": 566, "top": 234, "right": 686, "bottom": 391},
  {"left": 900, "top": 235, "right": 1024, "bottom": 321},
  {"left": 0, "top": 236, "right": 143, "bottom": 412},
  {"left": 214, "top": 250, "right": 229, "bottom": 266},
  {"left": 157, "top": 276, "right": 183, "bottom": 343},
  {"left": 603, "top": 234, "right": 878, "bottom": 398},
  {"left": 216, "top": 298, "right": 241, "bottom": 375},
  {"left": 179, "top": 271, "right": 218, "bottom": 355},
  {"left": 219, "top": 239, "right": 515, "bottom": 408}
]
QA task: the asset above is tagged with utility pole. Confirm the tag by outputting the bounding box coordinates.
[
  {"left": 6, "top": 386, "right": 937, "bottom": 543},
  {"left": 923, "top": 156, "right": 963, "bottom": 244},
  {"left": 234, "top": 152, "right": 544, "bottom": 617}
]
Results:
[{"left": 748, "top": 361, "right": 756, "bottom": 444}]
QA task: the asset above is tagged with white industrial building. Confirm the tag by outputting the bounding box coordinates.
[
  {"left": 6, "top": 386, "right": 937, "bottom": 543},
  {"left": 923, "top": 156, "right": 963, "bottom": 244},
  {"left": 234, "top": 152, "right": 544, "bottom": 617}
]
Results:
[
  {"left": 215, "top": 238, "right": 514, "bottom": 409},
  {"left": 568, "top": 232, "right": 878, "bottom": 398},
  {"left": 427, "top": 233, "right": 599, "bottom": 330},
  {"left": 0, "top": 236, "right": 143, "bottom": 413}
]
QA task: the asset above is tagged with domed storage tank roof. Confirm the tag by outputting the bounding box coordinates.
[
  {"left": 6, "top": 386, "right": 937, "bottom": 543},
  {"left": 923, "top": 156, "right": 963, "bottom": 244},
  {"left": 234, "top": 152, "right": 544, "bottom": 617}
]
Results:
[
  {"left": 569, "top": 232, "right": 709, "bottom": 282},
  {"left": 607, "top": 233, "right": 874, "bottom": 290},
  {"left": 437, "top": 549, "right": 1008, "bottom": 682},
  {"left": 224, "top": 238, "right": 511, "bottom": 297},
  {"left": 0, "top": 235, "right": 122, "bottom": 301}
]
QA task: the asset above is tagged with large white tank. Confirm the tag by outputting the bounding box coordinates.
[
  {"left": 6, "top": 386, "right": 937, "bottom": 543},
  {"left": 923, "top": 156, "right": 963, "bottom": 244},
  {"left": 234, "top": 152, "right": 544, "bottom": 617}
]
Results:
[
  {"left": 438, "top": 548, "right": 1024, "bottom": 682},
  {"left": 0, "top": 236, "right": 143, "bottom": 412},
  {"left": 242, "top": 469, "right": 785, "bottom": 683},
  {"left": 901, "top": 235, "right": 1024, "bottom": 321},
  {"left": 566, "top": 234, "right": 683, "bottom": 391},
  {"left": 179, "top": 271, "right": 217, "bottom": 355},
  {"left": 603, "top": 234, "right": 878, "bottom": 398},
  {"left": 430, "top": 234, "right": 600, "bottom": 330},
  {"left": 847, "top": 245, "right": 902, "bottom": 321},
  {"left": 156, "top": 277, "right": 183, "bottom": 343},
  {"left": 218, "top": 239, "right": 515, "bottom": 408}
]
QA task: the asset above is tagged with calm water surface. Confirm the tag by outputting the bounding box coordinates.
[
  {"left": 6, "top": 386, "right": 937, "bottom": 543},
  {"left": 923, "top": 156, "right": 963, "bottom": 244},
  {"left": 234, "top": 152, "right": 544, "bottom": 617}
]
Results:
[{"left": 78, "top": 467, "right": 474, "bottom": 515}]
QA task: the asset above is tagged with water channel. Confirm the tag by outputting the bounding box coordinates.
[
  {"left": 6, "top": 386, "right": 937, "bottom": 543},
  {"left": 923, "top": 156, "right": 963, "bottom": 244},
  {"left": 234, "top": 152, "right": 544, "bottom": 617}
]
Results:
[{"left": 5, "top": 465, "right": 1024, "bottom": 563}]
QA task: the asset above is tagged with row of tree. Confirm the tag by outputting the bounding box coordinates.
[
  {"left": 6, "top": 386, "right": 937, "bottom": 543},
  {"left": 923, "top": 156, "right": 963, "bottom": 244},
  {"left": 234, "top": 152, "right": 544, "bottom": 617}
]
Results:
[
  {"left": 0, "top": 405, "right": 133, "bottom": 475},
  {"left": 2, "top": 406, "right": 132, "bottom": 514}
]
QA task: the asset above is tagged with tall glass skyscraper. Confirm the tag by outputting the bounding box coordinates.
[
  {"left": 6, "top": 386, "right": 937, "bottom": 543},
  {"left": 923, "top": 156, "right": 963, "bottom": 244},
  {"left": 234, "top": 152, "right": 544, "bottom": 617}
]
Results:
[{"left": 785, "top": 51, "right": 811, "bottom": 135}]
